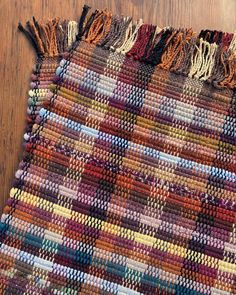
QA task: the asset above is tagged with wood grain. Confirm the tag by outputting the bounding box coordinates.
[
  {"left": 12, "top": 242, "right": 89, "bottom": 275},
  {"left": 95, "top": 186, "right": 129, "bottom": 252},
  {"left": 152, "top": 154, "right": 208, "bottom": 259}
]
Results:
[{"left": 0, "top": 0, "right": 235, "bottom": 214}]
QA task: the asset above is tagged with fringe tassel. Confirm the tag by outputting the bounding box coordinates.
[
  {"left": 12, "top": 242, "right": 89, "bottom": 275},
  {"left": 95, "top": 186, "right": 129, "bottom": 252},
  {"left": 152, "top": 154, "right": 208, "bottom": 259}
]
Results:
[
  {"left": 158, "top": 29, "right": 195, "bottom": 71},
  {"left": 111, "top": 17, "right": 133, "bottom": 50},
  {"left": 188, "top": 38, "right": 218, "bottom": 80},
  {"left": 67, "top": 21, "right": 78, "bottom": 47},
  {"left": 84, "top": 10, "right": 112, "bottom": 44},
  {"left": 219, "top": 51, "right": 236, "bottom": 89},
  {"left": 229, "top": 33, "right": 236, "bottom": 51},
  {"left": 18, "top": 5, "right": 92, "bottom": 56},
  {"left": 18, "top": 6, "right": 236, "bottom": 89},
  {"left": 99, "top": 16, "right": 132, "bottom": 50},
  {"left": 147, "top": 29, "right": 174, "bottom": 65},
  {"left": 77, "top": 4, "right": 91, "bottom": 39},
  {"left": 208, "top": 45, "right": 227, "bottom": 87},
  {"left": 56, "top": 20, "right": 69, "bottom": 53},
  {"left": 179, "top": 37, "right": 199, "bottom": 75},
  {"left": 127, "top": 24, "right": 156, "bottom": 60},
  {"left": 96, "top": 14, "right": 119, "bottom": 48},
  {"left": 221, "top": 32, "right": 234, "bottom": 47},
  {"left": 18, "top": 22, "right": 41, "bottom": 55},
  {"left": 141, "top": 26, "right": 162, "bottom": 61},
  {"left": 116, "top": 19, "right": 143, "bottom": 54},
  {"left": 19, "top": 18, "right": 67, "bottom": 56}
]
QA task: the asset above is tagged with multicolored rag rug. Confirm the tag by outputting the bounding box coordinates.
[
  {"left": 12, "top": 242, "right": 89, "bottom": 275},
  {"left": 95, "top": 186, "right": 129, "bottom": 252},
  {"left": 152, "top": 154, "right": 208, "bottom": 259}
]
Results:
[{"left": 0, "top": 5, "right": 236, "bottom": 295}]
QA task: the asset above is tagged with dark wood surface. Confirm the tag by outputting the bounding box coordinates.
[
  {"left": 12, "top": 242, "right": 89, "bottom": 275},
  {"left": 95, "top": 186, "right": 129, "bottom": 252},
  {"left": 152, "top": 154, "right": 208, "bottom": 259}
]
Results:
[{"left": 0, "top": 0, "right": 235, "bottom": 213}]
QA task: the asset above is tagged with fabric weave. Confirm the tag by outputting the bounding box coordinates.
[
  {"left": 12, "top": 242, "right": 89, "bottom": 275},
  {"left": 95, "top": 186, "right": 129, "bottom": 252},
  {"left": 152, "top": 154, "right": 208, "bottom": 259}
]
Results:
[{"left": 0, "top": 6, "right": 235, "bottom": 295}]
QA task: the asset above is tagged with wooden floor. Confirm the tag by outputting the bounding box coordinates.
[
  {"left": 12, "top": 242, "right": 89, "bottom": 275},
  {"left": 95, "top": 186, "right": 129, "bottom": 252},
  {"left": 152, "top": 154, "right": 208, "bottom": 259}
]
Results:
[{"left": 0, "top": 0, "right": 235, "bottom": 214}]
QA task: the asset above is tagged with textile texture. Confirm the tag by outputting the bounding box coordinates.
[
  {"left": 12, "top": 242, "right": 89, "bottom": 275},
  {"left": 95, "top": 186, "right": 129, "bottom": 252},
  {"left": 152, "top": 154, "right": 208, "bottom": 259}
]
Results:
[{"left": 0, "top": 6, "right": 236, "bottom": 295}]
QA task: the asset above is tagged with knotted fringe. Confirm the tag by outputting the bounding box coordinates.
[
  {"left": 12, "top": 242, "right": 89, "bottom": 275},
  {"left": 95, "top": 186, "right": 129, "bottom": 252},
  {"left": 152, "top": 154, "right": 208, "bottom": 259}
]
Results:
[{"left": 18, "top": 6, "right": 236, "bottom": 89}]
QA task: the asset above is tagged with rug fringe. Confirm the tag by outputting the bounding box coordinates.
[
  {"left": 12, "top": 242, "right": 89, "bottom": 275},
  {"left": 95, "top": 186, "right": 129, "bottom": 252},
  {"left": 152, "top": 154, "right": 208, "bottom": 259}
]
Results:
[
  {"left": 19, "top": 6, "right": 236, "bottom": 89},
  {"left": 19, "top": 18, "right": 69, "bottom": 56},
  {"left": 18, "top": 5, "right": 91, "bottom": 56},
  {"left": 84, "top": 9, "right": 112, "bottom": 44},
  {"left": 189, "top": 38, "right": 218, "bottom": 80}
]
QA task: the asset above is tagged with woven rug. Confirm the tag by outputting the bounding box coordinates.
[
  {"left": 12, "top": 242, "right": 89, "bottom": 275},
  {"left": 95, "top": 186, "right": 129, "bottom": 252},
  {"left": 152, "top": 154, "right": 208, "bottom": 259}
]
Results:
[{"left": 0, "top": 5, "right": 236, "bottom": 295}]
